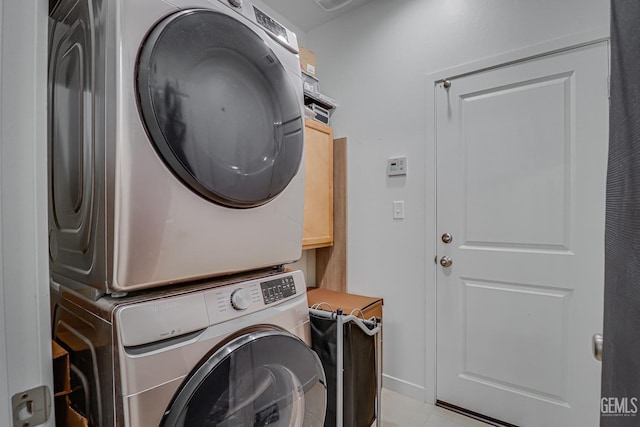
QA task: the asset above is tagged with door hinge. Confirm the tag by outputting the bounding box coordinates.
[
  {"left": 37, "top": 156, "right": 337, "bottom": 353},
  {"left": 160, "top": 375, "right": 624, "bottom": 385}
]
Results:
[{"left": 11, "top": 385, "right": 51, "bottom": 427}]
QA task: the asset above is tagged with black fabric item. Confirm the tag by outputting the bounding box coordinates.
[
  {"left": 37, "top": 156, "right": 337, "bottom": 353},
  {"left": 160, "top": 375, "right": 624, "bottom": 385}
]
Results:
[
  {"left": 602, "top": 1, "right": 640, "bottom": 425},
  {"left": 310, "top": 313, "right": 377, "bottom": 427}
]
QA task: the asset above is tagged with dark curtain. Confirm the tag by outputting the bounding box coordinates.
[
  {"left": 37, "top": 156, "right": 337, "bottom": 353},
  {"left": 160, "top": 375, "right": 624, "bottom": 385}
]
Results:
[{"left": 601, "top": 1, "right": 640, "bottom": 425}]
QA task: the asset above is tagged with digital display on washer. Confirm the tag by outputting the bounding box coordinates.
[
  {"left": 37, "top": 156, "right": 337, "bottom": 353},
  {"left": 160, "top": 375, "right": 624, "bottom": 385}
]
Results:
[
  {"left": 260, "top": 275, "right": 296, "bottom": 305},
  {"left": 254, "top": 7, "right": 289, "bottom": 43}
]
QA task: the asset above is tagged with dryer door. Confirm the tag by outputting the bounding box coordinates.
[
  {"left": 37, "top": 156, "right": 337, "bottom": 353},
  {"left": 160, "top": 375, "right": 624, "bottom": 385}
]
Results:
[
  {"left": 137, "top": 9, "right": 304, "bottom": 209},
  {"left": 160, "top": 328, "right": 326, "bottom": 427}
]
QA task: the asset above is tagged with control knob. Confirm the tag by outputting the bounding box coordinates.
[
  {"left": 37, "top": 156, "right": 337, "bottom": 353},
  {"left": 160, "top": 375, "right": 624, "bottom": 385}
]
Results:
[
  {"left": 230, "top": 288, "right": 251, "bottom": 311},
  {"left": 228, "top": 0, "right": 242, "bottom": 7}
]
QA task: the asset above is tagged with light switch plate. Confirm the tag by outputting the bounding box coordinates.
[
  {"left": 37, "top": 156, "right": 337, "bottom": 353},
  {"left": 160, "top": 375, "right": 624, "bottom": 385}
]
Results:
[{"left": 393, "top": 201, "right": 405, "bottom": 219}]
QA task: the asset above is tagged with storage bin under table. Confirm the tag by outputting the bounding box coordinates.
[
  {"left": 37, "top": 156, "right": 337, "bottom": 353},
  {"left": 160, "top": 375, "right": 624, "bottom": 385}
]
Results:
[
  {"left": 307, "top": 288, "right": 383, "bottom": 427},
  {"left": 306, "top": 287, "right": 384, "bottom": 371}
]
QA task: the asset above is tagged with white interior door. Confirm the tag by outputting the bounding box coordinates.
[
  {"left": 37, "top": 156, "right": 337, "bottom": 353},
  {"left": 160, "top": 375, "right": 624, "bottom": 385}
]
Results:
[{"left": 435, "top": 42, "right": 609, "bottom": 427}]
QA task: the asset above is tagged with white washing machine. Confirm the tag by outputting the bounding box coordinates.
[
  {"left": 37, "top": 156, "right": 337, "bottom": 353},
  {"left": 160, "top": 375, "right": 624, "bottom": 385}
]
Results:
[
  {"left": 48, "top": 0, "right": 306, "bottom": 295},
  {"left": 52, "top": 270, "right": 326, "bottom": 427}
]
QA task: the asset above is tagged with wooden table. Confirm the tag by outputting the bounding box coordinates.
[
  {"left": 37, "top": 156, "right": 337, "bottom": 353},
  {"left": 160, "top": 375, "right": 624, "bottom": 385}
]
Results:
[{"left": 306, "top": 287, "right": 383, "bottom": 320}]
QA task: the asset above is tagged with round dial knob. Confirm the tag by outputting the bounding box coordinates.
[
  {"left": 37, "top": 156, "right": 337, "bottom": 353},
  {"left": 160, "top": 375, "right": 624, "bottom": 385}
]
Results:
[
  {"left": 228, "top": 0, "right": 242, "bottom": 7},
  {"left": 230, "top": 289, "right": 251, "bottom": 311}
]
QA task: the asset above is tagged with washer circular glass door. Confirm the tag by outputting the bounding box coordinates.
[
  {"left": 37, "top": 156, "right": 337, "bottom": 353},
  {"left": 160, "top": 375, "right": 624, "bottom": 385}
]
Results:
[
  {"left": 137, "top": 9, "right": 303, "bottom": 208},
  {"left": 160, "top": 329, "right": 326, "bottom": 426}
]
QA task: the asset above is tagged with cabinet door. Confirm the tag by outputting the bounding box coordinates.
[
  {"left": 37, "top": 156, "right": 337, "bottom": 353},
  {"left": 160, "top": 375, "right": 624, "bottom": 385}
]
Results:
[{"left": 302, "top": 119, "right": 334, "bottom": 249}]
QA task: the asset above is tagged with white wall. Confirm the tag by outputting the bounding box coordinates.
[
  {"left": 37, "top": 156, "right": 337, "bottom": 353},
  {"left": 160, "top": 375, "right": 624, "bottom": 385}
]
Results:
[{"left": 305, "top": 0, "right": 608, "bottom": 401}]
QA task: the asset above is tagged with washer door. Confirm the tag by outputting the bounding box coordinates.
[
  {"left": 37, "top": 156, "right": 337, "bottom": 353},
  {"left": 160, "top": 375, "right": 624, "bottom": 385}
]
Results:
[
  {"left": 160, "top": 329, "right": 326, "bottom": 426},
  {"left": 137, "top": 9, "right": 303, "bottom": 208}
]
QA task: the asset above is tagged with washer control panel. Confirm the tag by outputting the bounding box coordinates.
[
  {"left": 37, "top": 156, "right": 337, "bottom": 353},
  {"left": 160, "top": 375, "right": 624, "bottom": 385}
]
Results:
[
  {"left": 210, "top": 284, "right": 262, "bottom": 315},
  {"left": 260, "top": 275, "right": 296, "bottom": 305},
  {"left": 230, "top": 288, "right": 252, "bottom": 311},
  {"left": 116, "top": 271, "right": 306, "bottom": 346}
]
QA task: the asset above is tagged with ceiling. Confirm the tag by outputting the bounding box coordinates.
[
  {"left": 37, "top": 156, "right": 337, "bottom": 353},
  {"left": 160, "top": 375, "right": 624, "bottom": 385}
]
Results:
[{"left": 261, "top": 0, "right": 371, "bottom": 32}]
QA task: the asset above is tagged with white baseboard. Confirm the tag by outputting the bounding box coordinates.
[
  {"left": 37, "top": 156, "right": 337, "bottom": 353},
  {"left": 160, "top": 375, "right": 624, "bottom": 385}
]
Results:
[{"left": 382, "top": 374, "right": 426, "bottom": 402}]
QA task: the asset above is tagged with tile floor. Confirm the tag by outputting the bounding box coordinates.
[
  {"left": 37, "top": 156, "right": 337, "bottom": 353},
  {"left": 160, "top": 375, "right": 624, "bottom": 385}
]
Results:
[{"left": 380, "top": 388, "right": 489, "bottom": 427}]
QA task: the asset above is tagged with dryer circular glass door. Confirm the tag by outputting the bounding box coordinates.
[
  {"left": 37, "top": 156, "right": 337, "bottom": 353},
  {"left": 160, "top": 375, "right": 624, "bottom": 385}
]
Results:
[
  {"left": 160, "top": 329, "right": 326, "bottom": 426},
  {"left": 137, "top": 9, "right": 303, "bottom": 208}
]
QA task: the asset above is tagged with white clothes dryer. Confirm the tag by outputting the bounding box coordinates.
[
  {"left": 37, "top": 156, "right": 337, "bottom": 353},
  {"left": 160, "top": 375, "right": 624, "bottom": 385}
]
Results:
[
  {"left": 52, "top": 270, "right": 326, "bottom": 427},
  {"left": 48, "top": 0, "right": 306, "bottom": 295}
]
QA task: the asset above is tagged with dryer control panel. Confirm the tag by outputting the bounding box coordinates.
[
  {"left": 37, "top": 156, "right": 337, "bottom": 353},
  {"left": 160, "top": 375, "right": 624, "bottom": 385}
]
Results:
[{"left": 253, "top": 6, "right": 288, "bottom": 43}]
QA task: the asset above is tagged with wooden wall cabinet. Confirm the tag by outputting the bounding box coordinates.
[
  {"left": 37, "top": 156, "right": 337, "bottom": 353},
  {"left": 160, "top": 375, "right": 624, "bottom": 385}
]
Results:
[{"left": 302, "top": 119, "right": 334, "bottom": 249}]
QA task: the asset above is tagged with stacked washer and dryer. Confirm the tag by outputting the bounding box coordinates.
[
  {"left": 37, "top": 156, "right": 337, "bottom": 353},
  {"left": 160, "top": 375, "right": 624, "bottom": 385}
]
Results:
[{"left": 48, "top": 0, "right": 326, "bottom": 425}]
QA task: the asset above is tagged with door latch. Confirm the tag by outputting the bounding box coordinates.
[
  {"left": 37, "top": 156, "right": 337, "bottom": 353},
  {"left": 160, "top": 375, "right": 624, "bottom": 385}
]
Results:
[
  {"left": 11, "top": 385, "right": 51, "bottom": 427},
  {"left": 592, "top": 333, "right": 603, "bottom": 362}
]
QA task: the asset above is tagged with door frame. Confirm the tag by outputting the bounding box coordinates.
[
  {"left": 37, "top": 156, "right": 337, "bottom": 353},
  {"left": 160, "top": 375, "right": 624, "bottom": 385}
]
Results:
[
  {"left": 0, "top": 0, "right": 53, "bottom": 426},
  {"left": 423, "top": 27, "right": 610, "bottom": 405}
]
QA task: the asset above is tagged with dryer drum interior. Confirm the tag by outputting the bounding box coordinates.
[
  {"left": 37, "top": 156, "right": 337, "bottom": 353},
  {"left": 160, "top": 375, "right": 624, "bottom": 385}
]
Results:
[
  {"left": 160, "top": 330, "right": 327, "bottom": 427},
  {"left": 136, "top": 9, "right": 304, "bottom": 209}
]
